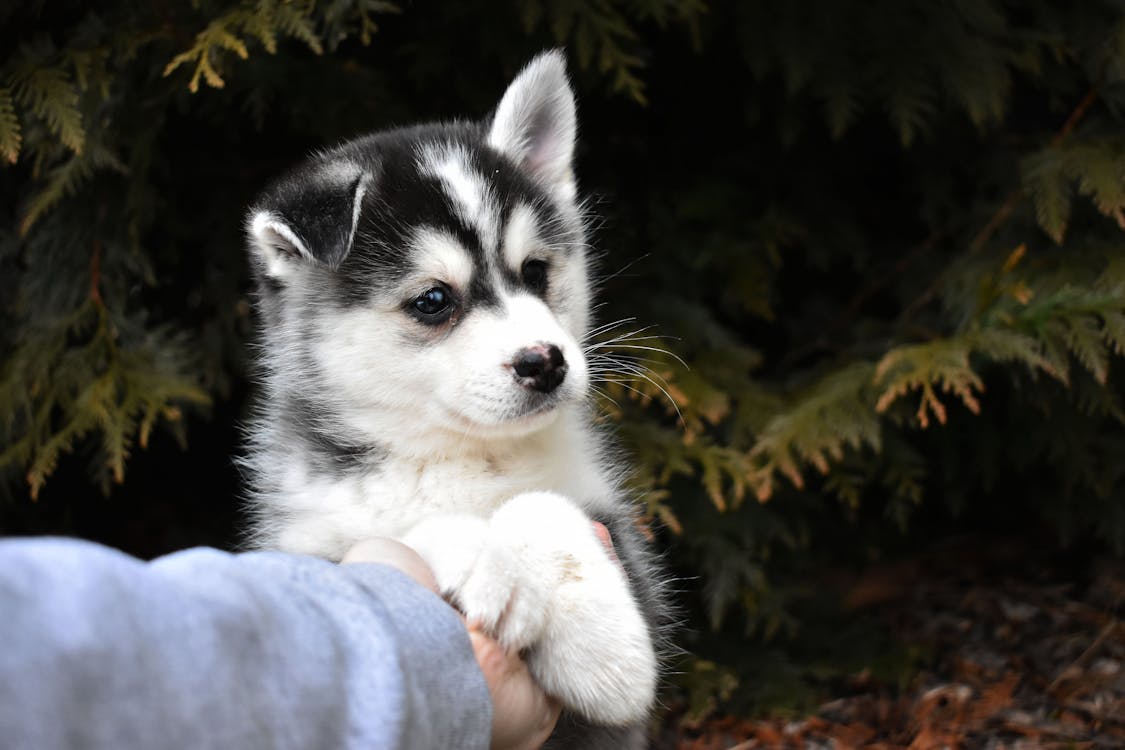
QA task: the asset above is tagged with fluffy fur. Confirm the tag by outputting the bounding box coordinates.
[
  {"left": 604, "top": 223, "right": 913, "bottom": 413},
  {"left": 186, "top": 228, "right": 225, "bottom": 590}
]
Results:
[{"left": 243, "top": 51, "right": 670, "bottom": 748}]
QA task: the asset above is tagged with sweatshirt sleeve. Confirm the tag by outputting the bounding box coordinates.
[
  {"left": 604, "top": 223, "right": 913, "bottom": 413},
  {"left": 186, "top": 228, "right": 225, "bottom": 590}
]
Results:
[{"left": 0, "top": 537, "right": 492, "bottom": 750}]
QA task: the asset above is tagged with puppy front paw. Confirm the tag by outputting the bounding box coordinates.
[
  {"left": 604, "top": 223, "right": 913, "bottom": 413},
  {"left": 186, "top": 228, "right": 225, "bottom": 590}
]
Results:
[
  {"left": 490, "top": 492, "right": 658, "bottom": 726},
  {"left": 403, "top": 496, "right": 659, "bottom": 726},
  {"left": 454, "top": 531, "right": 555, "bottom": 651},
  {"left": 404, "top": 512, "right": 555, "bottom": 651}
]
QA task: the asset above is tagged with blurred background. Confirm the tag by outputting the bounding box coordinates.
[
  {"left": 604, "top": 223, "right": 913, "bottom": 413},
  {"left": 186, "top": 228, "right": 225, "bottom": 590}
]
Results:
[{"left": 2, "top": 1, "right": 1124, "bottom": 746}]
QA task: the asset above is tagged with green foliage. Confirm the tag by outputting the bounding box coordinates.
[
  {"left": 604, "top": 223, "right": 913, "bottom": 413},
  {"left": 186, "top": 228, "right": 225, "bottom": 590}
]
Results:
[
  {"left": 749, "top": 363, "right": 880, "bottom": 501},
  {"left": 0, "top": 87, "right": 20, "bottom": 163},
  {"left": 737, "top": 0, "right": 1056, "bottom": 146},
  {"left": 4, "top": 0, "right": 1125, "bottom": 722},
  {"left": 1023, "top": 136, "right": 1125, "bottom": 244},
  {"left": 162, "top": 0, "right": 326, "bottom": 92},
  {"left": 0, "top": 0, "right": 407, "bottom": 495},
  {"left": 19, "top": 137, "right": 127, "bottom": 235},
  {"left": 0, "top": 298, "right": 208, "bottom": 498},
  {"left": 571, "top": 0, "right": 1125, "bottom": 714},
  {"left": 9, "top": 57, "right": 85, "bottom": 156},
  {"left": 519, "top": 0, "right": 705, "bottom": 101}
]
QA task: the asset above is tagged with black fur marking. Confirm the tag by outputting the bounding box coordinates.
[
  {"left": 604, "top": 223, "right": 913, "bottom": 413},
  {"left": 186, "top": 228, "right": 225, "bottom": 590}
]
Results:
[
  {"left": 259, "top": 273, "right": 284, "bottom": 296},
  {"left": 467, "top": 268, "right": 501, "bottom": 309},
  {"left": 497, "top": 200, "right": 575, "bottom": 298},
  {"left": 282, "top": 395, "right": 387, "bottom": 476},
  {"left": 249, "top": 121, "right": 580, "bottom": 314},
  {"left": 253, "top": 168, "right": 366, "bottom": 270}
]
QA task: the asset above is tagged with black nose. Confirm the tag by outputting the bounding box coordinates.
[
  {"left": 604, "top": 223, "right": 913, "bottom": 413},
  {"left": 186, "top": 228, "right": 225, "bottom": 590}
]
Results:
[{"left": 511, "top": 344, "right": 568, "bottom": 393}]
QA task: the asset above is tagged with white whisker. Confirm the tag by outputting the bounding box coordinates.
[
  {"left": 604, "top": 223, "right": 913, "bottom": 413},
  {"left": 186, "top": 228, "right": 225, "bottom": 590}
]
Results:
[
  {"left": 597, "top": 377, "right": 684, "bottom": 425},
  {"left": 586, "top": 325, "right": 659, "bottom": 345},
  {"left": 593, "top": 369, "right": 684, "bottom": 425},
  {"left": 582, "top": 317, "right": 639, "bottom": 341},
  {"left": 590, "top": 343, "right": 688, "bottom": 369},
  {"left": 587, "top": 383, "right": 621, "bottom": 412}
]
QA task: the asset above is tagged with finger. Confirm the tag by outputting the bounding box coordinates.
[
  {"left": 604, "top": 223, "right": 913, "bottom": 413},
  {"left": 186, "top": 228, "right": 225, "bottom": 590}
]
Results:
[
  {"left": 469, "top": 629, "right": 509, "bottom": 682},
  {"left": 526, "top": 695, "right": 562, "bottom": 750},
  {"left": 591, "top": 521, "right": 622, "bottom": 570},
  {"left": 470, "top": 629, "right": 561, "bottom": 750},
  {"left": 341, "top": 538, "right": 440, "bottom": 594}
]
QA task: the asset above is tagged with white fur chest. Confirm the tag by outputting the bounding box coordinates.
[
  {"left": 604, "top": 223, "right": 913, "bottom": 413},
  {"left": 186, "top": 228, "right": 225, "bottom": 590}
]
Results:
[
  {"left": 366, "top": 449, "right": 564, "bottom": 527},
  {"left": 267, "top": 409, "right": 615, "bottom": 559}
]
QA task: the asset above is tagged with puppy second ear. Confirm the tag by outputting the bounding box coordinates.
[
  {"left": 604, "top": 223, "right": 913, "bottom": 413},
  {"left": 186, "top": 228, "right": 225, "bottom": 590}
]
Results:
[
  {"left": 487, "top": 50, "right": 577, "bottom": 202},
  {"left": 247, "top": 162, "right": 371, "bottom": 280}
]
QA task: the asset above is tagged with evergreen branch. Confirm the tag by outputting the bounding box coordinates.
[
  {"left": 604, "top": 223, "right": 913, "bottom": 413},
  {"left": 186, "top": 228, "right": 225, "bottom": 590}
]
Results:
[
  {"left": 877, "top": 279, "right": 1125, "bottom": 431},
  {"left": 748, "top": 362, "right": 880, "bottom": 501},
  {"left": 89, "top": 238, "right": 103, "bottom": 306},
  {"left": 24, "top": 389, "right": 98, "bottom": 499},
  {"left": 1062, "top": 313, "right": 1110, "bottom": 384},
  {"left": 616, "top": 404, "right": 757, "bottom": 514},
  {"left": 1, "top": 300, "right": 209, "bottom": 499},
  {"left": 1072, "top": 141, "right": 1125, "bottom": 228},
  {"left": 978, "top": 86, "right": 1100, "bottom": 250},
  {"left": 1021, "top": 136, "right": 1125, "bottom": 245},
  {"left": 692, "top": 440, "right": 751, "bottom": 512},
  {"left": 524, "top": 0, "right": 650, "bottom": 102},
  {"left": 19, "top": 138, "right": 126, "bottom": 235},
  {"left": 163, "top": 19, "right": 250, "bottom": 92},
  {"left": 1054, "top": 87, "right": 1100, "bottom": 145},
  {"left": 9, "top": 63, "right": 85, "bottom": 155},
  {"left": 1024, "top": 158, "right": 1068, "bottom": 243},
  {"left": 95, "top": 371, "right": 134, "bottom": 486},
  {"left": 0, "top": 86, "right": 21, "bottom": 163},
  {"left": 1008, "top": 284, "right": 1125, "bottom": 385},
  {"left": 883, "top": 69, "right": 937, "bottom": 147},
  {"left": 64, "top": 47, "right": 111, "bottom": 99},
  {"left": 235, "top": 6, "right": 280, "bottom": 55},
  {"left": 1104, "top": 311, "right": 1125, "bottom": 356},
  {"left": 969, "top": 328, "right": 1058, "bottom": 380},
  {"left": 821, "top": 82, "right": 862, "bottom": 141},
  {"left": 271, "top": 2, "right": 323, "bottom": 55},
  {"left": 779, "top": 232, "right": 944, "bottom": 371},
  {"left": 163, "top": 2, "right": 324, "bottom": 93},
  {"left": 900, "top": 86, "right": 1102, "bottom": 325},
  {"left": 319, "top": 0, "right": 401, "bottom": 49},
  {"left": 969, "top": 188, "right": 1023, "bottom": 254},
  {"left": 874, "top": 339, "right": 983, "bottom": 428}
]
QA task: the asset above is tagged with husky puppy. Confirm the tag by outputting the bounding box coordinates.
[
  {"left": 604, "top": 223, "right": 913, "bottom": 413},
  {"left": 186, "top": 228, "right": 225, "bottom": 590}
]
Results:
[{"left": 243, "top": 51, "right": 667, "bottom": 748}]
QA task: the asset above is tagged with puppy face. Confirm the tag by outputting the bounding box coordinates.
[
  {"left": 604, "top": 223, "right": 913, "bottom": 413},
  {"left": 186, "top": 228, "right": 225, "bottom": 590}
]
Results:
[{"left": 248, "top": 52, "right": 590, "bottom": 444}]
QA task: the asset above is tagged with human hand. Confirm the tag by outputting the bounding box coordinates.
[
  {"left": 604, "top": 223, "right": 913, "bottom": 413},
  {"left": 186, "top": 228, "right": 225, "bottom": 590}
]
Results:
[
  {"left": 474, "top": 519, "right": 618, "bottom": 748},
  {"left": 418, "top": 494, "right": 652, "bottom": 725},
  {"left": 469, "top": 626, "right": 561, "bottom": 750},
  {"left": 342, "top": 537, "right": 561, "bottom": 750},
  {"left": 342, "top": 537, "right": 441, "bottom": 591}
]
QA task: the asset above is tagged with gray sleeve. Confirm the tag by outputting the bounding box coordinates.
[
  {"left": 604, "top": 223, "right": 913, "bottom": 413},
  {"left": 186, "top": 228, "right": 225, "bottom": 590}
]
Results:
[{"left": 0, "top": 537, "right": 492, "bottom": 750}]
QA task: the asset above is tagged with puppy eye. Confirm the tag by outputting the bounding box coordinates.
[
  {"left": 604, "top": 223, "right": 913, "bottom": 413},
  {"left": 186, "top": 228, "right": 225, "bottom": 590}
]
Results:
[
  {"left": 522, "top": 259, "right": 548, "bottom": 292},
  {"left": 410, "top": 285, "right": 454, "bottom": 323}
]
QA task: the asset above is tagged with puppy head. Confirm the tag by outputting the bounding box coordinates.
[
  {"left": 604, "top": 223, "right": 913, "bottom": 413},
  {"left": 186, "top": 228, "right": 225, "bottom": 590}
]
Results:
[{"left": 247, "top": 51, "right": 591, "bottom": 445}]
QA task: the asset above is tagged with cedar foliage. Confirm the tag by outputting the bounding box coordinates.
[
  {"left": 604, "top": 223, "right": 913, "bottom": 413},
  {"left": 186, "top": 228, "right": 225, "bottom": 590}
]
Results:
[{"left": 3, "top": 0, "right": 1125, "bottom": 717}]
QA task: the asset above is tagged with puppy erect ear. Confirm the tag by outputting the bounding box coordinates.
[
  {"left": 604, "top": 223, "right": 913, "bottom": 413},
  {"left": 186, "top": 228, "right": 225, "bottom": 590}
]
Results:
[
  {"left": 247, "top": 161, "right": 371, "bottom": 280},
  {"left": 488, "top": 50, "right": 577, "bottom": 202}
]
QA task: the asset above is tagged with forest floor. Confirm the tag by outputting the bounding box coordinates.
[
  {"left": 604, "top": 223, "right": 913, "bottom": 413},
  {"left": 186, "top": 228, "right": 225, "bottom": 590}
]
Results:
[{"left": 661, "top": 541, "right": 1125, "bottom": 749}]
